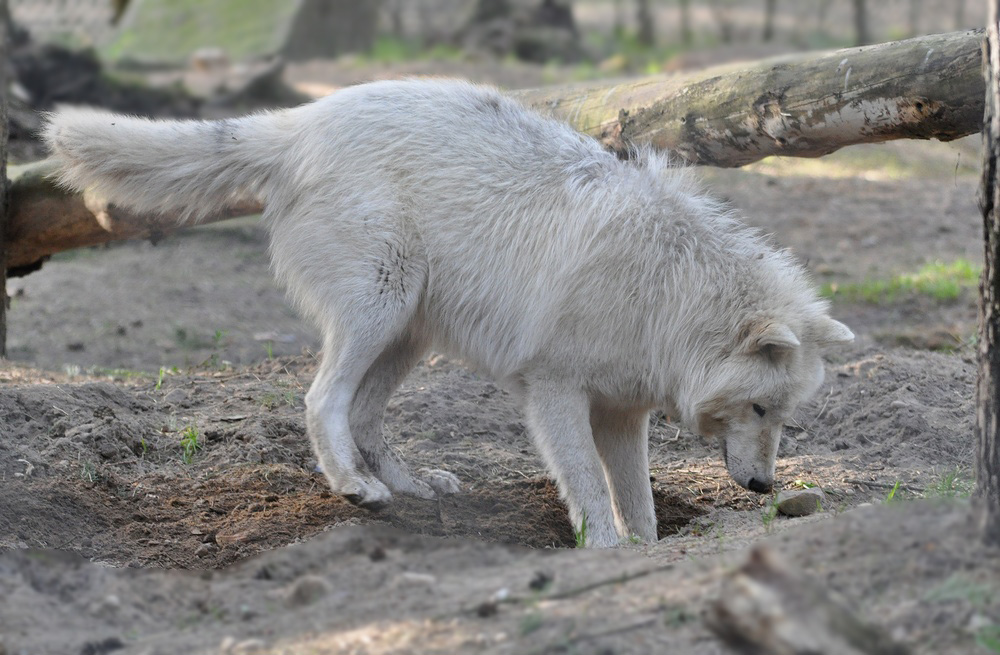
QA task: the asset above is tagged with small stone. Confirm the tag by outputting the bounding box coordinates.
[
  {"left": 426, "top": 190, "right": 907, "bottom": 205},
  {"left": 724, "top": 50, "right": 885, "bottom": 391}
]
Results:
[
  {"left": 231, "top": 639, "right": 267, "bottom": 654},
  {"left": 775, "top": 488, "right": 826, "bottom": 517},
  {"left": 195, "top": 543, "right": 215, "bottom": 557},
  {"left": 393, "top": 571, "right": 437, "bottom": 588},
  {"left": 969, "top": 613, "right": 993, "bottom": 633},
  {"left": 529, "top": 571, "right": 553, "bottom": 591},
  {"left": 90, "top": 594, "right": 121, "bottom": 618},
  {"left": 220, "top": 637, "right": 237, "bottom": 653},
  {"left": 368, "top": 545, "right": 387, "bottom": 562},
  {"left": 215, "top": 530, "right": 250, "bottom": 547},
  {"left": 284, "top": 575, "right": 330, "bottom": 608}
]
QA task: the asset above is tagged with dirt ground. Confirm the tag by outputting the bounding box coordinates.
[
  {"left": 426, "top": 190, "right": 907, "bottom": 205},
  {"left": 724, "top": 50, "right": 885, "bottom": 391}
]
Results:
[{"left": 3, "top": 29, "right": 1000, "bottom": 655}]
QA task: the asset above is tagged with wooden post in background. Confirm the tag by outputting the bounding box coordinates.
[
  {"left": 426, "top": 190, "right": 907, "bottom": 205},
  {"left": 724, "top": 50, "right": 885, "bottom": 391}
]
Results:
[
  {"left": 978, "top": 0, "right": 1000, "bottom": 546},
  {"left": 0, "top": 0, "right": 10, "bottom": 358}
]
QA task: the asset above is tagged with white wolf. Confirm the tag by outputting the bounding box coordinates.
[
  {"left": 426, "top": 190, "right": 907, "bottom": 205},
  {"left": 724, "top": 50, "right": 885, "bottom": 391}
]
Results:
[{"left": 44, "top": 79, "right": 853, "bottom": 547}]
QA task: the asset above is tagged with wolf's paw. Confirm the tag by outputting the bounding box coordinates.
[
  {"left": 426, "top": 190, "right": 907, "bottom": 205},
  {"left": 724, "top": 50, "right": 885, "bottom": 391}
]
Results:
[
  {"left": 340, "top": 476, "right": 393, "bottom": 509},
  {"left": 418, "top": 468, "right": 461, "bottom": 496}
]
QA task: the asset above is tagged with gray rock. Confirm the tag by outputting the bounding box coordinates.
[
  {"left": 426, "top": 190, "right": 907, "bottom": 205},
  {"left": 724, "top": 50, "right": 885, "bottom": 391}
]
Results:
[
  {"left": 776, "top": 488, "right": 826, "bottom": 517},
  {"left": 283, "top": 574, "right": 330, "bottom": 608}
]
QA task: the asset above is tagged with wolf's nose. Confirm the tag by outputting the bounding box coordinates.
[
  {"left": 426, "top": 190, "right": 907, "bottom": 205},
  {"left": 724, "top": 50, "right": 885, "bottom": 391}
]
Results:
[{"left": 748, "top": 478, "right": 773, "bottom": 494}]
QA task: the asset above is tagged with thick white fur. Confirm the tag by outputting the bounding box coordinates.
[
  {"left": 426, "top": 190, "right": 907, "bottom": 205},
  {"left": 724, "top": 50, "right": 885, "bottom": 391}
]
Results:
[{"left": 44, "top": 79, "right": 853, "bottom": 547}]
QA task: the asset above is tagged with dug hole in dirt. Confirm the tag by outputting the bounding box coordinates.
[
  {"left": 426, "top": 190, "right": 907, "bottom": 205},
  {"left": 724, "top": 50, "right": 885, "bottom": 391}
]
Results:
[{"left": 2, "top": 137, "right": 999, "bottom": 653}]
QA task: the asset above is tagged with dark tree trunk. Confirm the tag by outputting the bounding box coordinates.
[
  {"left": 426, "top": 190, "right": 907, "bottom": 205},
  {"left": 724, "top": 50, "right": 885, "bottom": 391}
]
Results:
[
  {"left": 763, "top": 0, "right": 776, "bottom": 42},
  {"left": 613, "top": 0, "right": 624, "bottom": 38},
  {"left": 854, "top": 0, "right": 871, "bottom": 46},
  {"left": 679, "top": 0, "right": 692, "bottom": 45},
  {"left": 710, "top": 0, "right": 734, "bottom": 44},
  {"left": 636, "top": 0, "right": 654, "bottom": 47},
  {"left": 978, "top": 0, "right": 1000, "bottom": 547},
  {"left": 386, "top": 0, "right": 404, "bottom": 37},
  {"left": 817, "top": 0, "right": 833, "bottom": 33},
  {"left": 0, "top": 0, "right": 8, "bottom": 357},
  {"left": 907, "top": 0, "right": 922, "bottom": 37}
]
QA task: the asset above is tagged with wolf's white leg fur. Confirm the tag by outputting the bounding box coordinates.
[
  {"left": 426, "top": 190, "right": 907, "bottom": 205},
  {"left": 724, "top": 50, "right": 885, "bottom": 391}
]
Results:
[
  {"left": 524, "top": 378, "right": 618, "bottom": 547},
  {"left": 591, "top": 408, "right": 657, "bottom": 542},
  {"left": 287, "top": 203, "right": 429, "bottom": 507},
  {"left": 348, "top": 336, "right": 460, "bottom": 498},
  {"left": 306, "top": 336, "right": 394, "bottom": 507}
]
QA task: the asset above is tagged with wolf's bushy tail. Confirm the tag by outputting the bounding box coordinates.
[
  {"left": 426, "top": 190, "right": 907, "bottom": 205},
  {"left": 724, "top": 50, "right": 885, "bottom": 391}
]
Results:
[{"left": 43, "top": 108, "right": 290, "bottom": 223}]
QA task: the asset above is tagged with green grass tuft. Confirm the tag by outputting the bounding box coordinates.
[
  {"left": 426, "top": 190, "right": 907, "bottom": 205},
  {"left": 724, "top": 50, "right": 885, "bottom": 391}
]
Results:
[
  {"left": 180, "top": 426, "right": 202, "bottom": 465},
  {"left": 574, "top": 511, "right": 588, "bottom": 548},
  {"left": 821, "top": 259, "right": 979, "bottom": 304}
]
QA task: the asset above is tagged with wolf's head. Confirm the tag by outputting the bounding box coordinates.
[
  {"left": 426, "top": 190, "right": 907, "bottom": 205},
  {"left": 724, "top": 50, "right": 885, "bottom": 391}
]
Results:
[{"left": 684, "top": 313, "right": 854, "bottom": 493}]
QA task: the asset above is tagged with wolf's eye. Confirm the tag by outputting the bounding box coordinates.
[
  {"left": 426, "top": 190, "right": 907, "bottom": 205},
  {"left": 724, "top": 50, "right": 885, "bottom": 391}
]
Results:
[{"left": 752, "top": 404, "right": 766, "bottom": 417}]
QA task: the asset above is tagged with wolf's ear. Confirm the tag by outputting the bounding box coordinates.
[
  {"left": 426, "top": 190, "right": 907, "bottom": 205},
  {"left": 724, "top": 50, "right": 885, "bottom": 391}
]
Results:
[
  {"left": 745, "top": 322, "right": 800, "bottom": 356},
  {"left": 814, "top": 317, "right": 855, "bottom": 345}
]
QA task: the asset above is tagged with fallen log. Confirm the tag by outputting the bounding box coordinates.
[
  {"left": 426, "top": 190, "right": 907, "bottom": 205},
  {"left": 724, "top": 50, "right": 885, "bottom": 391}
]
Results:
[
  {"left": 511, "top": 29, "right": 984, "bottom": 165},
  {"left": 6, "top": 162, "right": 261, "bottom": 276},
  {"left": 6, "top": 30, "right": 985, "bottom": 275}
]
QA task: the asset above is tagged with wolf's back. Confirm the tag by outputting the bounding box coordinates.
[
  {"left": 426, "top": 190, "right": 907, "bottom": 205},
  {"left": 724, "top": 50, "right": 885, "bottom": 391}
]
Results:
[{"left": 43, "top": 108, "right": 290, "bottom": 223}]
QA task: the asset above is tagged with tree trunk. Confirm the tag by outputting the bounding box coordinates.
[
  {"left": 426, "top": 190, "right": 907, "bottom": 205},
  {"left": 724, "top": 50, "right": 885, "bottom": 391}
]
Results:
[
  {"left": 854, "top": 0, "right": 871, "bottom": 46},
  {"left": 978, "top": 1, "right": 1000, "bottom": 548},
  {"left": 679, "top": 0, "right": 692, "bottom": 45},
  {"left": 636, "top": 0, "right": 654, "bottom": 47},
  {"left": 7, "top": 31, "right": 986, "bottom": 276},
  {"left": 613, "top": 0, "right": 624, "bottom": 38},
  {"left": 817, "top": 0, "right": 833, "bottom": 33},
  {"left": 763, "top": 0, "right": 777, "bottom": 42},
  {"left": 0, "top": 0, "right": 8, "bottom": 357},
  {"left": 907, "top": 0, "right": 922, "bottom": 38},
  {"left": 386, "top": 0, "right": 404, "bottom": 38},
  {"left": 709, "top": 0, "right": 734, "bottom": 44},
  {"left": 956, "top": 0, "right": 966, "bottom": 30}
]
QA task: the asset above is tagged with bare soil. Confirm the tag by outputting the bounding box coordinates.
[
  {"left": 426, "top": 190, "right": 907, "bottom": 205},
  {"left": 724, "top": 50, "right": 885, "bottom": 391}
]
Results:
[{"left": 3, "top": 50, "right": 999, "bottom": 655}]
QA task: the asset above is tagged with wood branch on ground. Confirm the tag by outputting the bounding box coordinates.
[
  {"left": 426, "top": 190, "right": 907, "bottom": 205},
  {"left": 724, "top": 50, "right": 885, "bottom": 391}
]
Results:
[
  {"left": 707, "top": 546, "right": 910, "bottom": 655},
  {"left": 5, "top": 30, "right": 985, "bottom": 276},
  {"left": 6, "top": 162, "right": 263, "bottom": 276},
  {"left": 511, "top": 29, "right": 983, "bottom": 166}
]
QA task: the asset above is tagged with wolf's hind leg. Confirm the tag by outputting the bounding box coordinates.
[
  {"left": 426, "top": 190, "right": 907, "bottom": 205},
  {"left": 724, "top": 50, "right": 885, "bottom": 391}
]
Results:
[
  {"left": 306, "top": 335, "right": 396, "bottom": 507},
  {"left": 592, "top": 408, "right": 657, "bottom": 542},
  {"left": 524, "top": 378, "right": 618, "bottom": 547},
  {"left": 302, "top": 232, "right": 427, "bottom": 507},
  {"left": 349, "top": 336, "right": 461, "bottom": 499}
]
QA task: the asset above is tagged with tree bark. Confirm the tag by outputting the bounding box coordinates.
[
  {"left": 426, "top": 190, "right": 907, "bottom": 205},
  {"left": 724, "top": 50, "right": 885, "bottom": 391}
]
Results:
[
  {"left": 977, "top": 1, "right": 1000, "bottom": 548},
  {"left": 7, "top": 30, "right": 986, "bottom": 276},
  {"left": 1, "top": 0, "right": 9, "bottom": 357}
]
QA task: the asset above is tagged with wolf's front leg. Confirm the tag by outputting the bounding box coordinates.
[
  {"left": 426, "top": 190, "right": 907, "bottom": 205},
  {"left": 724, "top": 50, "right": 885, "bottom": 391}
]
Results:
[
  {"left": 591, "top": 408, "right": 657, "bottom": 542},
  {"left": 524, "top": 377, "right": 618, "bottom": 547}
]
